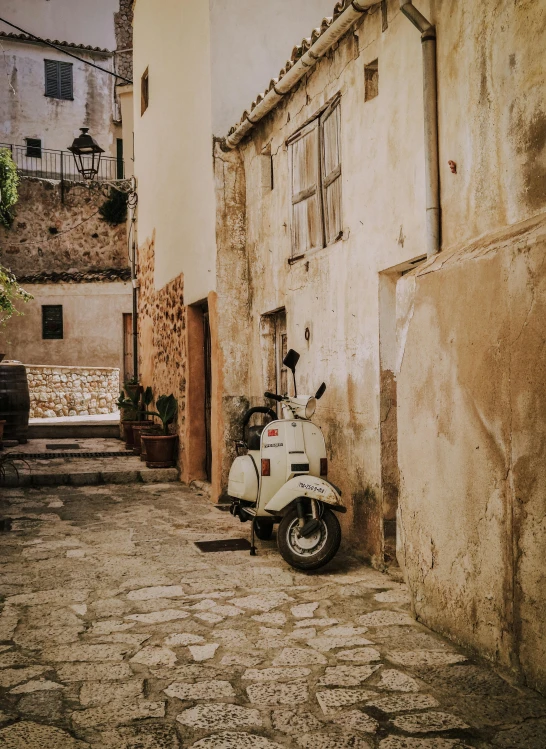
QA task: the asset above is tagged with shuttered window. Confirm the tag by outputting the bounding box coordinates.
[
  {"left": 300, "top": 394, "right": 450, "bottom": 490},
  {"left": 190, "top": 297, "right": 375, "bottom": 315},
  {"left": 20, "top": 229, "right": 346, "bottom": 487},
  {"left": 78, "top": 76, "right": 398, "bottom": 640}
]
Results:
[
  {"left": 321, "top": 100, "right": 343, "bottom": 245},
  {"left": 288, "top": 96, "right": 342, "bottom": 257},
  {"left": 44, "top": 60, "right": 73, "bottom": 100},
  {"left": 289, "top": 120, "right": 322, "bottom": 255}
]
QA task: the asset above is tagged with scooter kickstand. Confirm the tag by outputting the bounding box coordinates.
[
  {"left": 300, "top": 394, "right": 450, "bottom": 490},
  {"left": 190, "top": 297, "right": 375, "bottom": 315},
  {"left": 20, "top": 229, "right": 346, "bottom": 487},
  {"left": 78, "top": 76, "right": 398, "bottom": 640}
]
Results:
[{"left": 250, "top": 518, "right": 257, "bottom": 556}]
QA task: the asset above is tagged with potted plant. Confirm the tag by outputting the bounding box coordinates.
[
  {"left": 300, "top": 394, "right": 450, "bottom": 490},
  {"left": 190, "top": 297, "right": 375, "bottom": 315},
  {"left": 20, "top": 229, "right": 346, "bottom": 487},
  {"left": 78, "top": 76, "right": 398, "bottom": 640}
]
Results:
[
  {"left": 124, "top": 376, "right": 142, "bottom": 401},
  {"left": 119, "top": 386, "right": 153, "bottom": 449},
  {"left": 131, "top": 387, "right": 155, "bottom": 455},
  {"left": 139, "top": 422, "right": 163, "bottom": 462},
  {"left": 141, "top": 394, "right": 178, "bottom": 468}
]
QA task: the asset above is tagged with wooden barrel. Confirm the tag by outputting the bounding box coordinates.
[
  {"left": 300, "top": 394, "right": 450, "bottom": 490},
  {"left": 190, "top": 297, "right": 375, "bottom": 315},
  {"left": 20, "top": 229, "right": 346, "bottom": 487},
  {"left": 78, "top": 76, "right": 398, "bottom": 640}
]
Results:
[{"left": 0, "top": 360, "right": 30, "bottom": 443}]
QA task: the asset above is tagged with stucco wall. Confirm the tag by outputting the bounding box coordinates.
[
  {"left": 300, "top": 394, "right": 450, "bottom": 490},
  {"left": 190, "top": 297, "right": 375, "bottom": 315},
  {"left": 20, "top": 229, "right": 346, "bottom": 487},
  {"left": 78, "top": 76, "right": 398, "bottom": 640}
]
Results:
[
  {"left": 0, "top": 39, "right": 119, "bottom": 157},
  {"left": 0, "top": 178, "right": 128, "bottom": 277},
  {"left": 396, "top": 213, "right": 546, "bottom": 694},
  {"left": 27, "top": 365, "right": 119, "bottom": 418},
  {"left": 132, "top": 0, "right": 217, "bottom": 299},
  {"left": 0, "top": 282, "right": 132, "bottom": 371}
]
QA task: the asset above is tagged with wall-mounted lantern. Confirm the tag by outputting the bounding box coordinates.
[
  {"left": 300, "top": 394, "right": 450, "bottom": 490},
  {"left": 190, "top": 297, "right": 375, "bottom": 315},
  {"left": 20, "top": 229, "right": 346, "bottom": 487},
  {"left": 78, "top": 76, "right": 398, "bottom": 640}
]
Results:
[{"left": 68, "top": 127, "right": 104, "bottom": 180}]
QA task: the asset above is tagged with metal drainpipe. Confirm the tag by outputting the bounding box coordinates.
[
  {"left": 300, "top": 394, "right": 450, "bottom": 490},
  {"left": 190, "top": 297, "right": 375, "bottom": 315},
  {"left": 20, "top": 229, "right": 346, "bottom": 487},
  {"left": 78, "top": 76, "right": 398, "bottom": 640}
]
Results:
[{"left": 400, "top": 1, "right": 440, "bottom": 256}]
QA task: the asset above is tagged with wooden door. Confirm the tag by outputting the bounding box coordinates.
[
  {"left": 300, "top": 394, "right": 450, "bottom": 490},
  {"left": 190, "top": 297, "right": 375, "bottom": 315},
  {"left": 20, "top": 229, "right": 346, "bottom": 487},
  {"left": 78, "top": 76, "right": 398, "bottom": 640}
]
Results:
[{"left": 123, "top": 313, "right": 133, "bottom": 382}]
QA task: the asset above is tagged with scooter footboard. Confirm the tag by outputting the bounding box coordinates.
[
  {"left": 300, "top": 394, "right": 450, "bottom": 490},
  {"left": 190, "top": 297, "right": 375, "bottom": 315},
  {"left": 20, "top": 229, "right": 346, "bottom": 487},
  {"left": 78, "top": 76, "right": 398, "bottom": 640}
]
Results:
[{"left": 264, "top": 476, "right": 346, "bottom": 515}]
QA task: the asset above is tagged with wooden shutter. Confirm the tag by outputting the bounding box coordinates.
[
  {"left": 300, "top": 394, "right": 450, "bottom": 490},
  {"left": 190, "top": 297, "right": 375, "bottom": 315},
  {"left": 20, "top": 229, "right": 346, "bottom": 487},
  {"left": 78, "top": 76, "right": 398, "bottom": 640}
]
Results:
[
  {"left": 288, "top": 120, "right": 323, "bottom": 256},
  {"left": 59, "top": 62, "right": 73, "bottom": 99},
  {"left": 45, "top": 60, "right": 59, "bottom": 98},
  {"left": 320, "top": 99, "right": 343, "bottom": 245}
]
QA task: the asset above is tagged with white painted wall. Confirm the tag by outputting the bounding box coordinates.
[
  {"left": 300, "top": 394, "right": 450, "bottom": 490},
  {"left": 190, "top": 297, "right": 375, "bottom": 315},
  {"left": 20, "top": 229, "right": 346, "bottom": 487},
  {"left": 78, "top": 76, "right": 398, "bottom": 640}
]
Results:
[
  {"left": 133, "top": 0, "right": 217, "bottom": 299},
  {"left": 209, "top": 0, "right": 335, "bottom": 135},
  {"left": 0, "top": 0, "right": 120, "bottom": 50},
  {"left": 0, "top": 39, "right": 118, "bottom": 156}
]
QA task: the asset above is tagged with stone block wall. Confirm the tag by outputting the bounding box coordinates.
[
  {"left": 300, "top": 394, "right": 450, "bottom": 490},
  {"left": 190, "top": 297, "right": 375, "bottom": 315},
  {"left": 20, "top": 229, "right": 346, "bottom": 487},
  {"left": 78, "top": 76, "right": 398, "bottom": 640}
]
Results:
[
  {"left": 27, "top": 365, "right": 120, "bottom": 418},
  {"left": 0, "top": 178, "right": 128, "bottom": 278}
]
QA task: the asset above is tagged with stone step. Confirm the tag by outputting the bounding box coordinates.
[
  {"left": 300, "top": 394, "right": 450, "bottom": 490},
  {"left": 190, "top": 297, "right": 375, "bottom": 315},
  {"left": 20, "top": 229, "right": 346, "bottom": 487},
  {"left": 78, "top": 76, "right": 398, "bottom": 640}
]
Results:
[
  {"left": 2, "top": 465, "right": 179, "bottom": 487},
  {"left": 27, "top": 422, "right": 121, "bottom": 440}
]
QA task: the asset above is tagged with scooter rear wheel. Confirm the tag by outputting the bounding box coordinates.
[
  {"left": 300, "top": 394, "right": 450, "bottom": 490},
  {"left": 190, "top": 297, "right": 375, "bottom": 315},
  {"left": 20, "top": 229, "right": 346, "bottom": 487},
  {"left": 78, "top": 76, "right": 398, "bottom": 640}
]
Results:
[{"left": 277, "top": 506, "right": 341, "bottom": 571}]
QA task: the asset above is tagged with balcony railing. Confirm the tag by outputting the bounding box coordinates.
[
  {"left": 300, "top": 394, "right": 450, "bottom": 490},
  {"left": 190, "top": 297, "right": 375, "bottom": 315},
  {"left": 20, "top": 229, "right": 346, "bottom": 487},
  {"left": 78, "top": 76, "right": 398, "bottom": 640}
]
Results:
[{"left": 0, "top": 142, "right": 123, "bottom": 183}]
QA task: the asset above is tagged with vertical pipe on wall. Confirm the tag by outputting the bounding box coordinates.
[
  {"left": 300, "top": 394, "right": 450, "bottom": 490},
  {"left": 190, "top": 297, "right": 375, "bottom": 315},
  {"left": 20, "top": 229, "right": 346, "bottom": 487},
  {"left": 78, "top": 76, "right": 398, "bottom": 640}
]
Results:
[{"left": 400, "top": 1, "right": 440, "bottom": 256}]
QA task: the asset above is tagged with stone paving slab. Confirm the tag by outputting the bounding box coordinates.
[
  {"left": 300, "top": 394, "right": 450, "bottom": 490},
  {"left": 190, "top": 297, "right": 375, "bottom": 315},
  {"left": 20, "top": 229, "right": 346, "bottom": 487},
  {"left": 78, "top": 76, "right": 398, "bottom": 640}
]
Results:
[{"left": 0, "top": 482, "right": 544, "bottom": 747}]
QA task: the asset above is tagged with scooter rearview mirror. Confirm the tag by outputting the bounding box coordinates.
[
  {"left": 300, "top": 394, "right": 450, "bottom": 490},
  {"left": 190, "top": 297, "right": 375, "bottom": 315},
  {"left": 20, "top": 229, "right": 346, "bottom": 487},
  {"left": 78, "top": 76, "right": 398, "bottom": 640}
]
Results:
[
  {"left": 283, "top": 349, "right": 300, "bottom": 373},
  {"left": 315, "top": 382, "right": 326, "bottom": 400}
]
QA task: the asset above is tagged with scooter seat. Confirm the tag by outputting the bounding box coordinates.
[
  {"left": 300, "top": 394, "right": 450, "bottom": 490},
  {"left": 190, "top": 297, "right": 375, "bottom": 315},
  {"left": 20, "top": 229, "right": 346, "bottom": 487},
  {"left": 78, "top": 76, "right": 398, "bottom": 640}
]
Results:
[{"left": 247, "top": 425, "right": 264, "bottom": 451}]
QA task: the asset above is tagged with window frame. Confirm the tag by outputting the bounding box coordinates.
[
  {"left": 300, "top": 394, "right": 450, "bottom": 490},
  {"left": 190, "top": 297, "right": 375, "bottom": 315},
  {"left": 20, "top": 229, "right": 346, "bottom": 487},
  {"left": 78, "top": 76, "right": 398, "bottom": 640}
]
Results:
[
  {"left": 42, "top": 305, "right": 64, "bottom": 340},
  {"left": 287, "top": 94, "right": 343, "bottom": 261},
  {"left": 141, "top": 67, "right": 149, "bottom": 115},
  {"left": 44, "top": 59, "right": 73, "bottom": 101},
  {"left": 25, "top": 138, "right": 42, "bottom": 159}
]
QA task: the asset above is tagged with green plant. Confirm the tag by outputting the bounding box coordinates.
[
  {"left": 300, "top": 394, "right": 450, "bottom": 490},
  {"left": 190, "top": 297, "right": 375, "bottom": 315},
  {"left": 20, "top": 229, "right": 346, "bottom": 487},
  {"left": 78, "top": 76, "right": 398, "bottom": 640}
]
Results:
[
  {"left": 0, "top": 149, "right": 19, "bottom": 228},
  {"left": 0, "top": 265, "right": 33, "bottom": 327},
  {"left": 99, "top": 188, "right": 128, "bottom": 225},
  {"left": 124, "top": 376, "right": 139, "bottom": 386},
  {"left": 145, "top": 394, "right": 178, "bottom": 435},
  {"left": 118, "top": 385, "right": 154, "bottom": 420}
]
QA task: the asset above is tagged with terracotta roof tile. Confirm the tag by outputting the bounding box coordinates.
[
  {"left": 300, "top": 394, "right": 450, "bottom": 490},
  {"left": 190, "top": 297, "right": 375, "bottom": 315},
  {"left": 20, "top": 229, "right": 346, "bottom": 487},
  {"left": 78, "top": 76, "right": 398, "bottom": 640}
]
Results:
[
  {"left": 17, "top": 269, "right": 131, "bottom": 284},
  {"left": 226, "top": 0, "right": 360, "bottom": 139}
]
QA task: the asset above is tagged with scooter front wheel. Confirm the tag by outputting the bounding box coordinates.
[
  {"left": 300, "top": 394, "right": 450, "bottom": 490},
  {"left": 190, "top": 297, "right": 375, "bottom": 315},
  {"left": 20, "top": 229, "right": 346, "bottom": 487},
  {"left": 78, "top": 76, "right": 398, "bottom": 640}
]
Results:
[{"left": 277, "top": 506, "right": 341, "bottom": 571}]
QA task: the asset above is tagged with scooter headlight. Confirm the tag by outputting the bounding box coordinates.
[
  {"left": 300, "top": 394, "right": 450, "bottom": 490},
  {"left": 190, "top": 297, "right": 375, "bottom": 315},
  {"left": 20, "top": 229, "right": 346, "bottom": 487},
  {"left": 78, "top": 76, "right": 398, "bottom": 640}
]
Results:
[{"left": 305, "top": 397, "right": 316, "bottom": 419}]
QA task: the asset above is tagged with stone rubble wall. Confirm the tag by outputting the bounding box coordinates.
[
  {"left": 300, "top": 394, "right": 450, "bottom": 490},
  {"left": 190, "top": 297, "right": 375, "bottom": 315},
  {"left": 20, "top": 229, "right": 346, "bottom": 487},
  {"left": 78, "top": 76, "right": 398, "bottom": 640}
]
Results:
[{"left": 26, "top": 365, "right": 120, "bottom": 418}]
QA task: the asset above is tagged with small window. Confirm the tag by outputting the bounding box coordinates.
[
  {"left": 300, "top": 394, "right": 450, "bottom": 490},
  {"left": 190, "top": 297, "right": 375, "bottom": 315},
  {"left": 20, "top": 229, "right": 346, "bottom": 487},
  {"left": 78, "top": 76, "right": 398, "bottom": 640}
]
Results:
[
  {"left": 365, "top": 60, "right": 379, "bottom": 101},
  {"left": 288, "top": 96, "right": 342, "bottom": 258},
  {"left": 42, "top": 305, "right": 63, "bottom": 340},
  {"left": 141, "top": 68, "right": 149, "bottom": 115},
  {"left": 26, "top": 138, "right": 42, "bottom": 158},
  {"left": 44, "top": 60, "right": 73, "bottom": 100}
]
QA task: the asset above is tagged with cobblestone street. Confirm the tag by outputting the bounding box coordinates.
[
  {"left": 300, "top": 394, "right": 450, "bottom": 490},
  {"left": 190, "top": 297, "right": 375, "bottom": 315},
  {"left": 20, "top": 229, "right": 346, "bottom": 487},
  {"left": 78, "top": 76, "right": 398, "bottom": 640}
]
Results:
[{"left": 0, "top": 481, "right": 545, "bottom": 748}]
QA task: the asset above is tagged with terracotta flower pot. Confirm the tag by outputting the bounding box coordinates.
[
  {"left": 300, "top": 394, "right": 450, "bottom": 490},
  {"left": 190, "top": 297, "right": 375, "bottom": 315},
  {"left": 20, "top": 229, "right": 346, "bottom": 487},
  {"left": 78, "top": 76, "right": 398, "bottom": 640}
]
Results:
[
  {"left": 122, "top": 420, "right": 150, "bottom": 449},
  {"left": 132, "top": 423, "right": 159, "bottom": 455},
  {"left": 139, "top": 425, "right": 163, "bottom": 461},
  {"left": 141, "top": 434, "right": 178, "bottom": 468}
]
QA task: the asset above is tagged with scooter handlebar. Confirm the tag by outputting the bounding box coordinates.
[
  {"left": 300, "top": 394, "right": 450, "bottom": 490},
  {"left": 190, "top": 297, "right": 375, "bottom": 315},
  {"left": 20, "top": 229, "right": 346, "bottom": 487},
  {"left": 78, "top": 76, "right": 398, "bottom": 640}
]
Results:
[{"left": 264, "top": 391, "right": 283, "bottom": 402}]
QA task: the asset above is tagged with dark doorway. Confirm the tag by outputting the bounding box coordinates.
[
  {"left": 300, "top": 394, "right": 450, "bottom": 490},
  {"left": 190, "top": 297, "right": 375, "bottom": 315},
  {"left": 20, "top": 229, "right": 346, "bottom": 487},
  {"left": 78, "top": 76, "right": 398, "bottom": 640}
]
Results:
[{"left": 202, "top": 304, "right": 212, "bottom": 481}]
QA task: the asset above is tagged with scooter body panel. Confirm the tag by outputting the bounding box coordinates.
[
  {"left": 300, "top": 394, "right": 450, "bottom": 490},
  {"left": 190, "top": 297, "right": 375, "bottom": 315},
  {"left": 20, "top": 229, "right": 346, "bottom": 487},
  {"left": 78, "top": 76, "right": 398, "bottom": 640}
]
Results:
[
  {"left": 256, "top": 418, "right": 327, "bottom": 517},
  {"left": 264, "top": 474, "right": 344, "bottom": 514},
  {"left": 227, "top": 453, "right": 259, "bottom": 501}
]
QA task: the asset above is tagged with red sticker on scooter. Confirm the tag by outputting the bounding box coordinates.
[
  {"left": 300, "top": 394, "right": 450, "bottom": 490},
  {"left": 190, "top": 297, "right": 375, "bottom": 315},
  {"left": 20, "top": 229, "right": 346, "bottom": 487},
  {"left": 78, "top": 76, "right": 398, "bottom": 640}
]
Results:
[{"left": 268, "top": 429, "right": 278, "bottom": 437}]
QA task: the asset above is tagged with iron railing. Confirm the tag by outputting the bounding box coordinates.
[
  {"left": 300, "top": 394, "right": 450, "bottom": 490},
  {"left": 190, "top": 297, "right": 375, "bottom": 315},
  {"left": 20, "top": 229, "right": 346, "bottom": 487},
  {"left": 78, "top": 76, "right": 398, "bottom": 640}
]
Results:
[{"left": 0, "top": 142, "right": 123, "bottom": 183}]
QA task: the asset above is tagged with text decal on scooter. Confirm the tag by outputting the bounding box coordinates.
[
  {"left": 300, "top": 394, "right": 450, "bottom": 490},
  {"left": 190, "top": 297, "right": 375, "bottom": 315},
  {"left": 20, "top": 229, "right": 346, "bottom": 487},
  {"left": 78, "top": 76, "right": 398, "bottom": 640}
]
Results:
[
  {"left": 267, "top": 429, "right": 279, "bottom": 437},
  {"left": 298, "top": 481, "right": 325, "bottom": 494}
]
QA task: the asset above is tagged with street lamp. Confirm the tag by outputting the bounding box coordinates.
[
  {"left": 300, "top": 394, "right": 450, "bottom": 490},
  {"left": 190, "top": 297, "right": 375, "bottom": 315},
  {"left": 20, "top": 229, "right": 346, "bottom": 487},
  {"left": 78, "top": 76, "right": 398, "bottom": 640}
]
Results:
[{"left": 68, "top": 127, "right": 104, "bottom": 180}]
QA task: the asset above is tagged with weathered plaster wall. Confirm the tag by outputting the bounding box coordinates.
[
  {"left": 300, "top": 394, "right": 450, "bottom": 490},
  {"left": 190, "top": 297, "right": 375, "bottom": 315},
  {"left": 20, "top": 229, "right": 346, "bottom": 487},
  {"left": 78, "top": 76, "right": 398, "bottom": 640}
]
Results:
[
  {"left": 0, "top": 39, "right": 119, "bottom": 157},
  {"left": 221, "top": 4, "right": 427, "bottom": 559},
  {"left": 396, "top": 213, "right": 546, "bottom": 693},
  {"left": 27, "top": 365, "right": 119, "bottom": 418},
  {"left": 137, "top": 236, "right": 186, "bottom": 468},
  {"left": 0, "top": 178, "right": 128, "bottom": 277},
  {"left": 0, "top": 282, "right": 132, "bottom": 370},
  {"left": 212, "top": 145, "right": 250, "bottom": 501},
  {"left": 216, "top": 0, "right": 546, "bottom": 563}
]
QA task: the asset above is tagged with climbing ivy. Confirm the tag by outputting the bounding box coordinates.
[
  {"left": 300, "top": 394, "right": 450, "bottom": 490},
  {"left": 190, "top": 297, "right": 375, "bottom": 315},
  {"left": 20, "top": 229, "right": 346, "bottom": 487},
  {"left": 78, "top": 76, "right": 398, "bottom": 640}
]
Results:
[
  {"left": 99, "top": 187, "right": 128, "bottom": 225},
  {"left": 0, "top": 265, "right": 33, "bottom": 327},
  {"left": 0, "top": 148, "right": 19, "bottom": 228}
]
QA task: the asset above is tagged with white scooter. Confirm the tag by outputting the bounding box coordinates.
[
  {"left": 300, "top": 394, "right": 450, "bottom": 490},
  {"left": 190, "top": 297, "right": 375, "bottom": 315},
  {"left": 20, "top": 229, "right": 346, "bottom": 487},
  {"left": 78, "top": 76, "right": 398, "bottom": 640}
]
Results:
[{"left": 228, "top": 349, "right": 345, "bottom": 570}]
